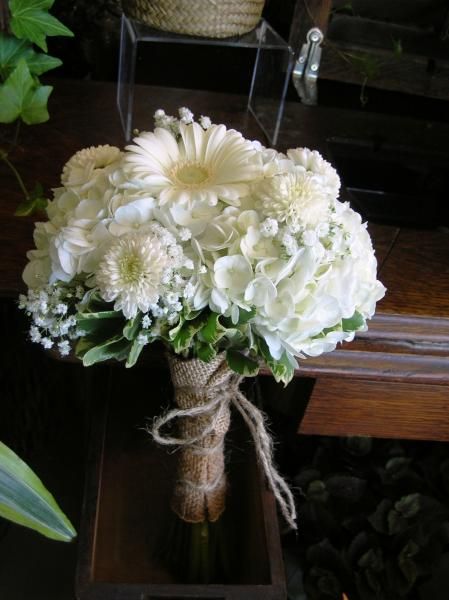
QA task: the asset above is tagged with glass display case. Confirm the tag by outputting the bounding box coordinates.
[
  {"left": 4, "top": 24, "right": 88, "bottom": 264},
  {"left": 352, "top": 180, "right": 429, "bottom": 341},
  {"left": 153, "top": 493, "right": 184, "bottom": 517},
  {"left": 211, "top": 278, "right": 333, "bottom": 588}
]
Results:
[{"left": 117, "top": 14, "right": 294, "bottom": 145}]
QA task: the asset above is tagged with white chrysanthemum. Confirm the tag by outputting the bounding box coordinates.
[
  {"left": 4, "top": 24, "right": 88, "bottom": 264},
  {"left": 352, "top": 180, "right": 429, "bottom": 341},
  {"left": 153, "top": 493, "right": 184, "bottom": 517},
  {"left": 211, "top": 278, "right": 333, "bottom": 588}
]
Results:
[
  {"left": 96, "top": 224, "right": 188, "bottom": 319},
  {"left": 255, "top": 172, "right": 330, "bottom": 232},
  {"left": 287, "top": 148, "right": 340, "bottom": 199},
  {"left": 61, "top": 145, "right": 122, "bottom": 191},
  {"left": 96, "top": 233, "right": 169, "bottom": 318},
  {"left": 124, "top": 122, "right": 262, "bottom": 210}
]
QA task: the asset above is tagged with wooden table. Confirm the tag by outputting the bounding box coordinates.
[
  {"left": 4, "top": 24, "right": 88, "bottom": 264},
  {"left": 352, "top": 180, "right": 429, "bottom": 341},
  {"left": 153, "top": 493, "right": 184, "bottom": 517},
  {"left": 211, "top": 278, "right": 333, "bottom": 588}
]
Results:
[{"left": 1, "top": 79, "right": 449, "bottom": 441}]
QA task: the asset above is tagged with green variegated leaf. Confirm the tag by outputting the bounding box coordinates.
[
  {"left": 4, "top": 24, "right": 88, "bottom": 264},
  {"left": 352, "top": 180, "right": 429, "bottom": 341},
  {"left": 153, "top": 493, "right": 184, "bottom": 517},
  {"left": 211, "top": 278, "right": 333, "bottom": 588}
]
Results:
[
  {"left": 226, "top": 349, "right": 259, "bottom": 377},
  {"left": 80, "top": 290, "right": 111, "bottom": 313},
  {"left": 168, "top": 315, "right": 185, "bottom": 341},
  {"left": 74, "top": 336, "right": 96, "bottom": 358},
  {"left": 236, "top": 307, "right": 256, "bottom": 324},
  {"left": 81, "top": 336, "right": 130, "bottom": 366},
  {"left": 76, "top": 311, "right": 123, "bottom": 336},
  {"left": 125, "top": 338, "right": 145, "bottom": 368},
  {"left": 0, "top": 441, "right": 76, "bottom": 542},
  {"left": 77, "top": 310, "right": 120, "bottom": 321},
  {"left": 184, "top": 308, "right": 202, "bottom": 321},
  {"left": 196, "top": 342, "right": 216, "bottom": 363},
  {"left": 172, "top": 314, "right": 208, "bottom": 353},
  {"left": 123, "top": 314, "right": 141, "bottom": 341},
  {"left": 200, "top": 312, "right": 227, "bottom": 345},
  {"left": 258, "top": 337, "right": 294, "bottom": 385}
]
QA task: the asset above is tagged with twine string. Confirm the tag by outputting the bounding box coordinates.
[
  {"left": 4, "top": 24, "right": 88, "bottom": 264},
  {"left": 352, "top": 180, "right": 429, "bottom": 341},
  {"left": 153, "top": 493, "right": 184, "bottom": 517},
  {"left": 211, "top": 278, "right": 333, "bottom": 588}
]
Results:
[{"left": 149, "top": 374, "right": 297, "bottom": 530}]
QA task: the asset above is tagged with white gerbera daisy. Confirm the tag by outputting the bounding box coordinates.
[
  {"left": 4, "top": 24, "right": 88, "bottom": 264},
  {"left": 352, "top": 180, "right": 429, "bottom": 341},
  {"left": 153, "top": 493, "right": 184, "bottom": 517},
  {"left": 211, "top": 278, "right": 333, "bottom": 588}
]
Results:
[
  {"left": 96, "top": 224, "right": 187, "bottom": 319},
  {"left": 255, "top": 172, "right": 330, "bottom": 232},
  {"left": 124, "top": 122, "right": 262, "bottom": 209}
]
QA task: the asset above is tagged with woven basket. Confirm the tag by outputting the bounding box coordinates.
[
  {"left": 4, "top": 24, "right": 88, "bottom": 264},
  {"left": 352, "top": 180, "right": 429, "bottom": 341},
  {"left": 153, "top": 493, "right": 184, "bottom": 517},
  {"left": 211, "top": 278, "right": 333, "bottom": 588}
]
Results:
[{"left": 122, "top": 0, "right": 265, "bottom": 38}]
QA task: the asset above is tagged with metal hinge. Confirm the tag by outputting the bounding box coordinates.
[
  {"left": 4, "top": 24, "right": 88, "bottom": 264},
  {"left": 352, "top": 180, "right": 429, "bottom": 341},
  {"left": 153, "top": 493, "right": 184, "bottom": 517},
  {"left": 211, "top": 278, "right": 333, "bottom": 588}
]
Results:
[{"left": 292, "top": 27, "right": 324, "bottom": 106}]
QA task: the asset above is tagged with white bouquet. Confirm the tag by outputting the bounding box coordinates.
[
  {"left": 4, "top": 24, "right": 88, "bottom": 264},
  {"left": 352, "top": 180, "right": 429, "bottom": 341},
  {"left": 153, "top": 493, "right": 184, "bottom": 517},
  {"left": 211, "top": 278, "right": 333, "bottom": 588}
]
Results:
[
  {"left": 20, "top": 108, "right": 385, "bottom": 563},
  {"left": 20, "top": 108, "right": 384, "bottom": 377}
]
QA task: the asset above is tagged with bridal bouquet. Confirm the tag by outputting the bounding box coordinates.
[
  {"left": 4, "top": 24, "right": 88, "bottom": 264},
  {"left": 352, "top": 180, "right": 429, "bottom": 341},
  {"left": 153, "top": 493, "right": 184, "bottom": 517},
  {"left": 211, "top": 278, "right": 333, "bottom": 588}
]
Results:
[{"left": 20, "top": 108, "right": 385, "bottom": 575}]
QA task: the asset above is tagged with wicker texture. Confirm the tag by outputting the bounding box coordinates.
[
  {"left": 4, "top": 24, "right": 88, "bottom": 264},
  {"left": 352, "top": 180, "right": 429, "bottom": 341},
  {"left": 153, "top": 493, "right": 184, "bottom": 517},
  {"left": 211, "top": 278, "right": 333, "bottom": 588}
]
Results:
[{"left": 123, "top": 0, "right": 265, "bottom": 38}]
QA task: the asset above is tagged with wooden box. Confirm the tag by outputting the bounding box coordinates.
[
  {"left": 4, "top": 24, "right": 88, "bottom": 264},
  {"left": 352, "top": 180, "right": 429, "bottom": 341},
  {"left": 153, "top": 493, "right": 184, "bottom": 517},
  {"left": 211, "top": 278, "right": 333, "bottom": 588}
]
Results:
[{"left": 76, "top": 368, "right": 286, "bottom": 599}]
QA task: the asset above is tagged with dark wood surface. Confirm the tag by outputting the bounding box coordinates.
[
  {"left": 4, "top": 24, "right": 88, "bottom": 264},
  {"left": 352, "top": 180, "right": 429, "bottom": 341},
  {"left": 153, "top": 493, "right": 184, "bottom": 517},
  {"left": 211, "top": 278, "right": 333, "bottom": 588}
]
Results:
[
  {"left": 77, "top": 368, "right": 286, "bottom": 600},
  {"left": 299, "top": 377, "right": 449, "bottom": 441}
]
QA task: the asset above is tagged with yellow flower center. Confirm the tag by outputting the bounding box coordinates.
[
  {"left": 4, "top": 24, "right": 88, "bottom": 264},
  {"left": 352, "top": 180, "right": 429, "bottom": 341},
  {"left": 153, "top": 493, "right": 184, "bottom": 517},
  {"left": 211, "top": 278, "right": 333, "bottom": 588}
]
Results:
[
  {"left": 173, "top": 162, "right": 210, "bottom": 186},
  {"left": 119, "top": 254, "right": 144, "bottom": 284}
]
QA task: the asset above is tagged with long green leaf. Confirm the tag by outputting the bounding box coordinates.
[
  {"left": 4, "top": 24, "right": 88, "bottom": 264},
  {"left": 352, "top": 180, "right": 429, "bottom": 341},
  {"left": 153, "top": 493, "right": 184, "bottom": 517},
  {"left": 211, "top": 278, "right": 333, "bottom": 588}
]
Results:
[
  {"left": 0, "top": 441, "right": 76, "bottom": 541},
  {"left": 81, "top": 335, "right": 130, "bottom": 366}
]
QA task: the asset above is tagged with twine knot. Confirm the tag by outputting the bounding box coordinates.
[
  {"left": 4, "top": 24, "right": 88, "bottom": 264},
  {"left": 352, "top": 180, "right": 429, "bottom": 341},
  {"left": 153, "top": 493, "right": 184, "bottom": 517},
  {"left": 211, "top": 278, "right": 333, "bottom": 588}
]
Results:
[{"left": 150, "top": 353, "right": 297, "bottom": 530}]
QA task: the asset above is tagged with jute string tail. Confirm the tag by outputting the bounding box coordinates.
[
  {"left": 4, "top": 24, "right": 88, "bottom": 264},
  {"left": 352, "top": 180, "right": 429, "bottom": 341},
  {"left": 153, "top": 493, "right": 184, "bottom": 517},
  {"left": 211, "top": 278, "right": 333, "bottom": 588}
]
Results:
[{"left": 150, "top": 362, "right": 297, "bottom": 530}]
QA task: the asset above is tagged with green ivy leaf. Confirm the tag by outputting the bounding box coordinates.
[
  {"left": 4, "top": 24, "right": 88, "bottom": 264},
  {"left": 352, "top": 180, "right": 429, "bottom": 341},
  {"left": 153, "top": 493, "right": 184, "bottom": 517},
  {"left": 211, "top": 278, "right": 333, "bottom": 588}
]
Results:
[
  {"left": 0, "top": 441, "right": 76, "bottom": 542},
  {"left": 226, "top": 349, "right": 259, "bottom": 377},
  {"left": 0, "top": 58, "right": 52, "bottom": 124},
  {"left": 14, "top": 195, "right": 47, "bottom": 216},
  {"left": 0, "top": 59, "right": 33, "bottom": 123},
  {"left": 21, "top": 81, "right": 52, "bottom": 124},
  {"left": 14, "top": 182, "right": 48, "bottom": 216},
  {"left": 0, "top": 33, "right": 61, "bottom": 79},
  {"left": 9, "top": 0, "right": 74, "bottom": 53}
]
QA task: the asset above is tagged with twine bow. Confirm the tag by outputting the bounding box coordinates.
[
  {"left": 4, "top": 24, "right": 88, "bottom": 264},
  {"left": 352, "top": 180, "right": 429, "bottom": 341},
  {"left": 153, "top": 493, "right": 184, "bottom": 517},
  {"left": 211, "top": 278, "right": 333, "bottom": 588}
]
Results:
[{"left": 150, "top": 354, "right": 297, "bottom": 530}]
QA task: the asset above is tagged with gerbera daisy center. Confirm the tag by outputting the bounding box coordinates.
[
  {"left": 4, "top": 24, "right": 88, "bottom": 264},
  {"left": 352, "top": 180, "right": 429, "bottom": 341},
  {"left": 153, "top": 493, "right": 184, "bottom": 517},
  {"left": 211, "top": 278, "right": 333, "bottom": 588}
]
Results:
[{"left": 173, "top": 162, "right": 210, "bottom": 186}]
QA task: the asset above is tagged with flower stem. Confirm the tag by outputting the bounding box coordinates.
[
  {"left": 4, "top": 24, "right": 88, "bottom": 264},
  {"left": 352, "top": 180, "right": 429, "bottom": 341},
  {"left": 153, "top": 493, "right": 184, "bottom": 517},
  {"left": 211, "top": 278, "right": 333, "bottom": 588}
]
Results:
[{"left": 0, "top": 150, "right": 30, "bottom": 201}]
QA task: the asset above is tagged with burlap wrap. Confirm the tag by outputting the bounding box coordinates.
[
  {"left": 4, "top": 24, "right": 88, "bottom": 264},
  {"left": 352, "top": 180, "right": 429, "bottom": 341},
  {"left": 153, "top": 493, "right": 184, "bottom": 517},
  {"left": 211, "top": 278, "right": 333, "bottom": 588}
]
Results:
[
  {"left": 151, "top": 352, "right": 297, "bottom": 530},
  {"left": 167, "top": 353, "right": 237, "bottom": 523}
]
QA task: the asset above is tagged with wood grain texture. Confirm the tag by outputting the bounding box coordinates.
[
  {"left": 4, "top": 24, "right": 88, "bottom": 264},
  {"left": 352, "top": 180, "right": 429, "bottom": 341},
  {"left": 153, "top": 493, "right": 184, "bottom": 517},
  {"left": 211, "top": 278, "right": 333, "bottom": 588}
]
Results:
[
  {"left": 378, "top": 228, "right": 449, "bottom": 319},
  {"left": 299, "top": 378, "right": 449, "bottom": 441},
  {"left": 320, "top": 42, "right": 449, "bottom": 101}
]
